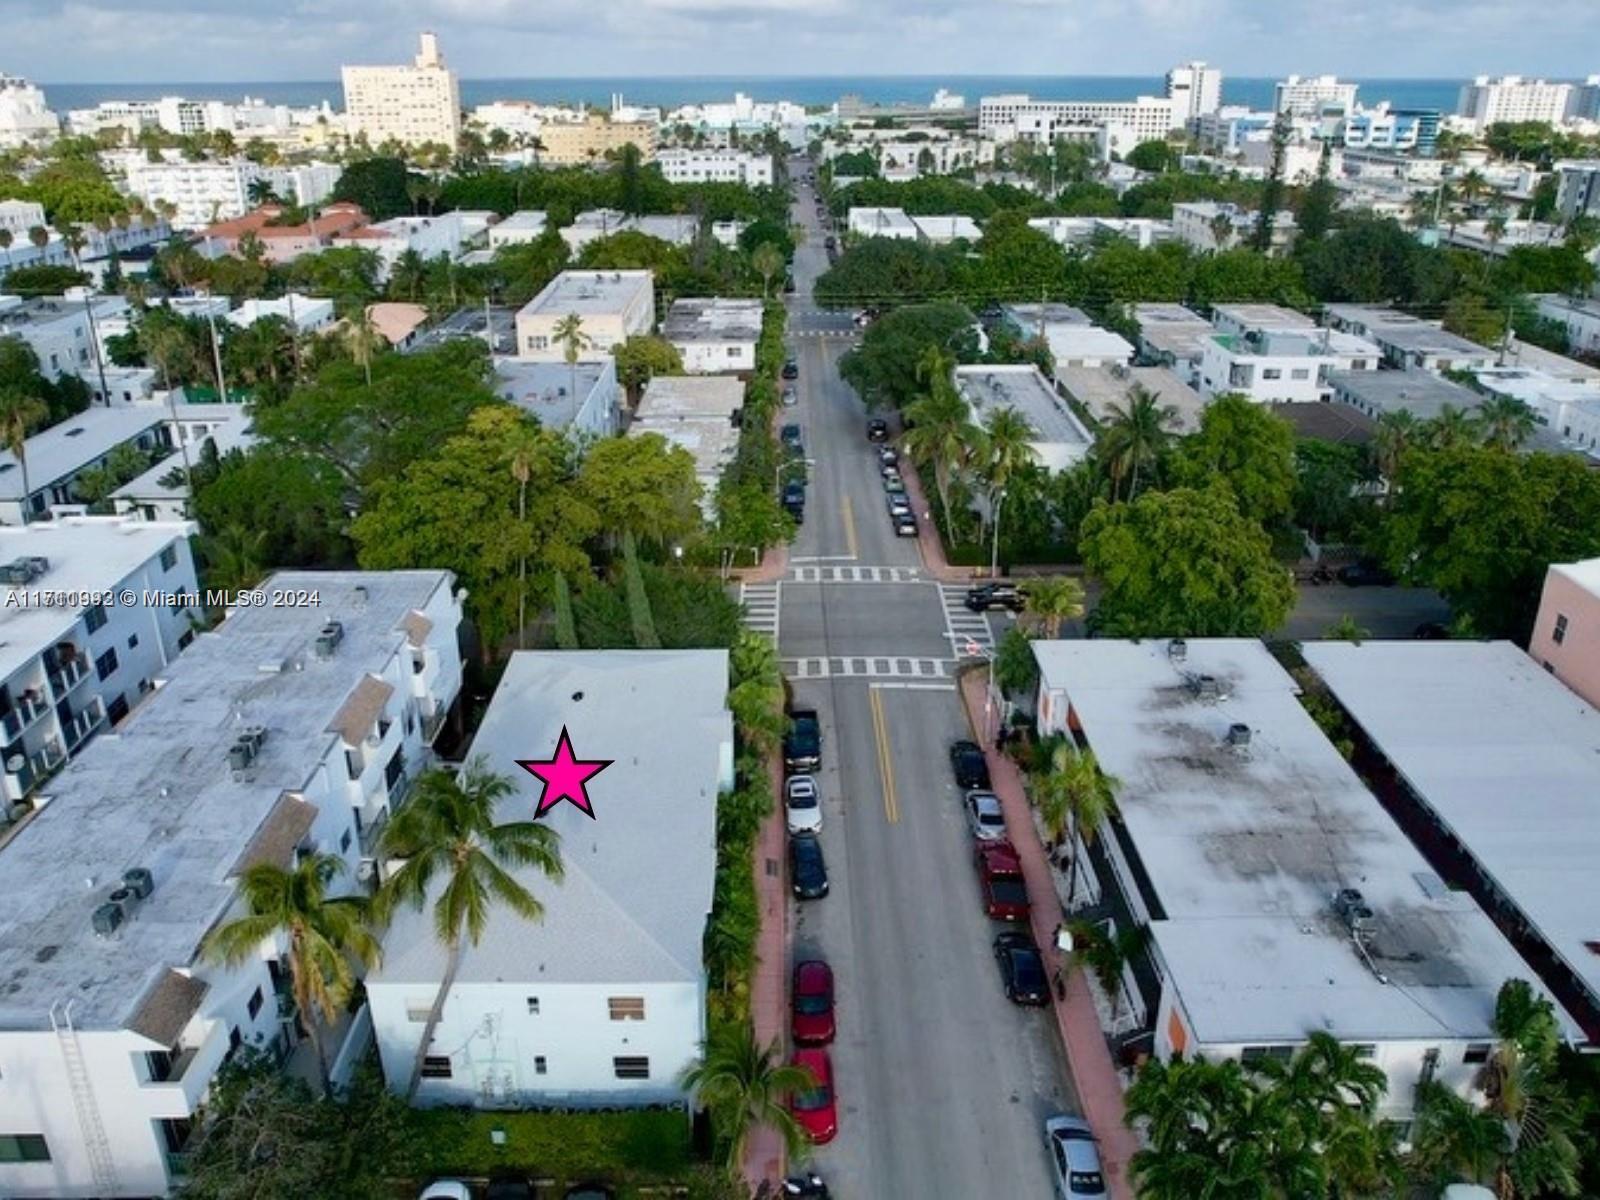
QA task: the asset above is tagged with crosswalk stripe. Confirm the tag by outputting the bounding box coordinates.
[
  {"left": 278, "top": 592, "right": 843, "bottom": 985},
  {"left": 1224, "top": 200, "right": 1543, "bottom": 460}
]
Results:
[{"left": 781, "top": 656, "right": 954, "bottom": 680}]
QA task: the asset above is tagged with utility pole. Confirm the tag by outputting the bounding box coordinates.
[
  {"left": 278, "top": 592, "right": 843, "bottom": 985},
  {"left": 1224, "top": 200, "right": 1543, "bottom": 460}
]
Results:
[
  {"left": 80, "top": 291, "right": 112, "bottom": 408},
  {"left": 205, "top": 310, "right": 230, "bottom": 405}
]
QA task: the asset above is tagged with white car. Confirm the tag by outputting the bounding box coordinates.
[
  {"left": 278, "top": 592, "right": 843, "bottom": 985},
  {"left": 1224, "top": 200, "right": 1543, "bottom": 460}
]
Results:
[
  {"left": 786, "top": 774, "right": 823, "bottom": 833},
  {"left": 965, "top": 791, "right": 1008, "bottom": 841},
  {"left": 419, "top": 1182, "right": 473, "bottom": 1200},
  {"left": 1046, "top": 1116, "right": 1107, "bottom": 1198}
]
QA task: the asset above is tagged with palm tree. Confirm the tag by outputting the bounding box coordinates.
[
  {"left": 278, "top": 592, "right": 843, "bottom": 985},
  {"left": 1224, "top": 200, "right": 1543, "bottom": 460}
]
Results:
[
  {"left": 1022, "top": 575, "right": 1085, "bottom": 639},
  {"left": 202, "top": 524, "right": 267, "bottom": 591},
  {"left": 1481, "top": 979, "right": 1585, "bottom": 1199},
  {"left": 751, "top": 242, "right": 785, "bottom": 300},
  {"left": 1096, "top": 383, "right": 1179, "bottom": 501},
  {"left": 344, "top": 306, "right": 384, "bottom": 387},
  {"left": 1032, "top": 740, "right": 1117, "bottom": 908},
  {"left": 1325, "top": 614, "right": 1370, "bottom": 643},
  {"left": 552, "top": 312, "right": 591, "bottom": 411},
  {"left": 375, "top": 757, "right": 564, "bottom": 1100},
  {"left": 201, "top": 854, "right": 380, "bottom": 1096},
  {"left": 976, "top": 406, "right": 1037, "bottom": 551},
  {"left": 680, "top": 1022, "right": 816, "bottom": 1168},
  {"left": 1373, "top": 410, "right": 1419, "bottom": 482},
  {"left": 1485, "top": 208, "right": 1509, "bottom": 254},
  {"left": 728, "top": 630, "right": 787, "bottom": 754},
  {"left": 1457, "top": 169, "right": 1489, "bottom": 207},
  {"left": 1425, "top": 403, "right": 1480, "bottom": 451},
  {"left": 389, "top": 249, "right": 427, "bottom": 301},
  {"left": 901, "top": 347, "right": 980, "bottom": 545},
  {"left": 1410, "top": 1081, "right": 1508, "bottom": 1190},
  {"left": 1476, "top": 394, "right": 1537, "bottom": 451},
  {"left": 510, "top": 444, "right": 534, "bottom": 651},
  {"left": 0, "top": 389, "right": 49, "bottom": 523}
]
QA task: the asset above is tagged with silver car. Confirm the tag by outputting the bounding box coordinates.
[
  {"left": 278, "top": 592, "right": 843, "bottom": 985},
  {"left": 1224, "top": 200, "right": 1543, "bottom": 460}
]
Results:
[
  {"left": 1046, "top": 1116, "right": 1106, "bottom": 1198},
  {"left": 964, "top": 790, "right": 1007, "bottom": 841},
  {"left": 785, "top": 774, "right": 823, "bottom": 833}
]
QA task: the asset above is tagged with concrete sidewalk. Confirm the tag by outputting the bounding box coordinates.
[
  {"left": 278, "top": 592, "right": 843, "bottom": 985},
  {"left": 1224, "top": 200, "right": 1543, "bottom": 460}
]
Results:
[
  {"left": 742, "top": 755, "right": 790, "bottom": 1191},
  {"left": 959, "top": 670, "right": 1140, "bottom": 1200}
]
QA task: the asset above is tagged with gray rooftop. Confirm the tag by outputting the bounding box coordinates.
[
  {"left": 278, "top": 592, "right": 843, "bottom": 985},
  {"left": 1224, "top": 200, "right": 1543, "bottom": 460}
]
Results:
[
  {"left": 1003, "top": 303, "right": 1092, "bottom": 330},
  {"left": 1055, "top": 365, "right": 1205, "bottom": 433},
  {"left": 634, "top": 375, "right": 744, "bottom": 421},
  {"left": 0, "top": 294, "right": 126, "bottom": 331},
  {"left": 1500, "top": 340, "right": 1600, "bottom": 386},
  {"left": 0, "top": 407, "right": 167, "bottom": 501},
  {"left": 661, "top": 297, "right": 763, "bottom": 344},
  {"left": 494, "top": 358, "right": 608, "bottom": 431},
  {"left": 1326, "top": 369, "right": 1483, "bottom": 420},
  {"left": 112, "top": 415, "right": 254, "bottom": 506},
  {"left": 517, "top": 270, "right": 653, "bottom": 319},
  {"left": 1367, "top": 324, "right": 1494, "bottom": 360},
  {"left": 0, "top": 570, "right": 454, "bottom": 1032},
  {"left": 371, "top": 650, "right": 728, "bottom": 986},
  {"left": 1132, "top": 303, "right": 1214, "bottom": 362},
  {"left": 1304, "top": 640, "right": 1600, "bottom": 1024},
  {"left": 1032, "top": 638, "right": 1566, "bottom": 1045},
  {"left": 954, "top": 365, "right": 1092, "bottom": 449},
  {"left": 1212, "top": 303, "right": 1316, "bottom": 332}
]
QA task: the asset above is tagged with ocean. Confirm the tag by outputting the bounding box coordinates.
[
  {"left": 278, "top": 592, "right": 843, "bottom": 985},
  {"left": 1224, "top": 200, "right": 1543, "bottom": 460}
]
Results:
[{"left": 39, "top": 75, "right": 1471, "bottom": 116}]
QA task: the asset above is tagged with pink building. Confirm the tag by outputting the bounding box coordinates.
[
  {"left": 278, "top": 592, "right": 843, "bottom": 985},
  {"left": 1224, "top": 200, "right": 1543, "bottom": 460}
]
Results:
[{"left": 1529, "top": 559, "right": 1600, "bottom": 707}]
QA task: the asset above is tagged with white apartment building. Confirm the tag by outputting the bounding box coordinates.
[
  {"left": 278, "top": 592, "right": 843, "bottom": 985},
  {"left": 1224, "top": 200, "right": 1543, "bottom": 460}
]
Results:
[
  {"left": 1166, "top": 62, "right": 1223, "bottom": 125},
  {"left": 1032, "top": 638, "right": 1579, "bottom": 1119},
  {"left": 342, "top": 32, "right": 462, "bottom": 148},
  {"left": 978, "top": 93, "right": 1176, "bottom": 149},
  {"left": 121, "top": 159, "right": 339, "bottom": 231},
  {"left": 846, "top": 206, "right": 919, "bottom": 240},
  {"left": 1172, "top": 201, "right": 1298, "bottom": 255},
  {"left": 226, "top": 293, "right": 336, "bottom": 335},
  {"left": 493, "top": 357, "right": 621, "bottom": 440},
  {"left": 0, "top": 74, "right": 58, "bottom": 148},
  {"left": 515, "top": 270, "right": 655, "bottom": 362},
  {"left": 1536, "top": 294, "right": 1600, "bottom": 358},
  {"left": 334, "top": 213, "right": 465, "bottom": 281},
  {"left": 1473, "top": 365, "right": 1600, "bottom": 456},
  {"left": 0, "top": 406, "right": 169, "bottom": 525},
  {"left": 0, "top": 199, "right": 46, "bottom": 240},
  {"left": 0, "top": 291, "right": 127, "bottom": 382},
  {"left": 1457, "top": 76, "right": 1574, "bottom": 131},
  {"left": 1198, "top": 326, "right": 1379, "bottom": 403},
  {"left": 630, "top": 376, "right": 742, "bottom": 512},
  {"left": 0, "top": 569, "right": 463, "bottom": 1198},
  {"left": 113, "top": 407, "right": 256, "bottom": 521},
  {"left": 666, "top": 92, "right": 807, "bottom": 132},
  {"left": 1553, "top": 160, "right": 1600, "bottom": 222},
  {"left": 953, "top": 365, "right": 1093, "bottom": 473},
  {"left": 662, "top": 298, "right": 763, "bottom": 375},
  {"left": 558, "top": 210, "right": 698, "bottom": 256},
  {"left": 370, "top": 649, "right": 729, "bottom": 1109},
  {"left": 1575, "top": 77, "right": 1600, "bottom": 124},
  {"left": 655, "top": 149, "right": 775, "bottom": 187},
  {"left": 1320, "top": 304, "right": 1494, "bottom": 373},
  {"left": 487, "top": 211, "right": 550, "bottom": 249},
  {"left": 1274, "top": 75, "right": 1358, "bottom": 116},
  {"left": 1028, "top": 216, "right": 1173, "bottom": 250},
  {"left": 1132, "top": 303, "right": 1216, "bottom": 383},
  {"left": 0, "top": 517, "right": 198, "bottom": 807}
]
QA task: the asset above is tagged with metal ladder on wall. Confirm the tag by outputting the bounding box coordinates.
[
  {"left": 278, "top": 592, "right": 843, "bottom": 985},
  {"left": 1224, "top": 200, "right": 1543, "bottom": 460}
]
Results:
[{"left": 50, "top": 999, "right": 120, "bottom": 1196}]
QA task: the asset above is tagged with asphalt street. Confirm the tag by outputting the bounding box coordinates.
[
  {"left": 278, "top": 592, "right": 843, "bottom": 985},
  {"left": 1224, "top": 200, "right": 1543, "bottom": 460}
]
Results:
[{"left": 769, "top": 162, "right": 1072, "bottom": 1198}]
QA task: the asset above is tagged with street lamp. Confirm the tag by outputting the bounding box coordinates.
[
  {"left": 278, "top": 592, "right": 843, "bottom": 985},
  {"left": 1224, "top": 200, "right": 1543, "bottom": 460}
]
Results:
[{"left": 989, "top": 488, "right": 1005, "bottom": 581}]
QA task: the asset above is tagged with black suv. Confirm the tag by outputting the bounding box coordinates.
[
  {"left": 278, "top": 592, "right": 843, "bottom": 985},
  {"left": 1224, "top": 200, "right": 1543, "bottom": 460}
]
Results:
[
  {"left": 965, "top": 582, "right": 1026, "bottom": 612},
  {"left": 867, "top": 418, "right": 889, "bottom": 442},
  {"left": 783, "top": 483, "right": 806, "bottom": 520},
  {"left": 949, "top": 740, "right": 991, "bottom": 790},
  {"left": 790, "top": 833, "right": 829, "bottom": 899},
  {"left": 782, "top": 360, "right": 799, "bottom": 380}
]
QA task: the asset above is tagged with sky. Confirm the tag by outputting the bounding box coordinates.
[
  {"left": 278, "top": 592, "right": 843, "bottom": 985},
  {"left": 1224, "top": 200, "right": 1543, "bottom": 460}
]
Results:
[{"left": 9, "top": 0, "right": 1600, "bottom": 82}]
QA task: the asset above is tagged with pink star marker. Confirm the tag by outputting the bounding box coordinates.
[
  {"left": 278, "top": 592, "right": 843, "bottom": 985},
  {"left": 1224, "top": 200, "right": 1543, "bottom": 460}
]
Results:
[{"left": 516, "top": 726, "right": 614, "bottom": 821}]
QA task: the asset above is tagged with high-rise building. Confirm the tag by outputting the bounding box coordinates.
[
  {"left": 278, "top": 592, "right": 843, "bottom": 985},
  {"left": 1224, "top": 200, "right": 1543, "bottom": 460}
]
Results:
[
  {"left": 1572, "top": 75, "right": 1600, "bottom": 124},
  {"left": 1274, "top": 75, "right": 1358, "bottom": 117},
  {"left": 0, "top": 73, "right": 59, "bottom": 148},
  {"left": 1456, "top": 75, "right": 1573, "bottom": 131},
  {"left": 1166, "top": 61, "right": 1223, "bottom": 125},
  {"left": 341, "top": 31, "right": 462, "bottom": 149}
]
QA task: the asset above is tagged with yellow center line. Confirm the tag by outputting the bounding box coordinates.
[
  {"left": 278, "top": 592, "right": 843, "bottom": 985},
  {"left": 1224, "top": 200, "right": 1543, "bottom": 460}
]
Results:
[
  {"left": 841, "top": 492, "right": 859, "bottom": 560},
  {"left": 869, "top": 687, "right": 900, "bottom": 824}
]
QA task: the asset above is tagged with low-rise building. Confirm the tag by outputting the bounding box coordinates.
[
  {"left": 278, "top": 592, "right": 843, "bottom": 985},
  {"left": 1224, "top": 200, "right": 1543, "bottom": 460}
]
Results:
[
  {"left": 0, "top": 199, "right": 46, "bottom": 240},
  {"left": 0, "top": 569, "right": 463, "bottom": 1198},
  {"left": 487, "top": 210, "right": 550, "bottom": 249},
  {"left": 662, "top": 298, "right": 763, "bottom": 375},
  {"left": 1321, "top": 304, "right": 1495, "bottom": 373},
  {"left": 334, "top": 213, "right": 465, "bottom": 281},
  {"left": 515, "top": 270, "right": 655, "bottom": 362},
  {"left": 0, "top": 407, "right": 170, "bottom": 525},
  {"left": 1055, "top": 365, "right": 1205, "bottom": 434},
  {"left": 846, "top": 207, "right": 919, "bottom": 240},
  {"left": 0, "top": 516, "right": 199, "bottom": 806},
  {"left": 1304, "top": 640, "right": 1600, "bottom": 1041},
  {"left": 537, "top": 115, "right": 657, "bottom": 165},
  {"left": 1172, "top": 201, "right": 1297, "bottom": 255},
  {"left": 225, "top": 293, "right": 335, "bottom": 335},
  {"left": 1131, "top": 303, "right": 1215, "bottom": 384},
  {"left": 198, "top": 203, "right": 370, "bottom": 265},
  {"left": 1471, "top": 365, "right": 1600, "bottom": 458},
  {"left": 910, "top": 214, "right": 982, "bottom": 244},
  {"left": 1535, "top": 294, "right": 1600, "bottom": 358},
  {"left": 112, "top": 404, "right": 255, "bottom": 521},
  {"left": 1199, "top": 327, "right": 1379, "bottom": 403},
  {"left": 365, "top": 302, "right": 431, "bottom": 350},
  {"left": 1553, "top": 160, "right": 1600, "bottom": 222},
  {"left": 493, "top": 357, "right": 621, "bottom": 440},
  {"left": 0, "top": 292, "right": 128, "bottom": 383},
  {"left": 121, "top": 159, "right": 339, "bottom": 231},
  {"left": 1034, "top": 637, "right": 1580, "bottom": 1112},
  {"left": 656, "top": 149, "right": 774, "bottom": 187},
  {"left": 1027, "top": 216, "right": 1173, "bottom": 249},
  {"left": 559, "top": 210, "right": 699, "bottom": 256},
  {"left": 952, "top": 365, "right": 1093, "bottom": 472},
  {"left": 1326, "top": 368, "right": 1484, "bottom": 424},
  {"left": 1274, "top": 74, "right": 1358, "bottom": 116},
  {"left": 1529, "top": 559, "right": 1600, "bottom": 711},
  {"left": 369, "top": 649, "right": 728, "bottom": 1108},
  {"left": 629, "top": 376, "right": 742, "bottom": 511},
  {"left": 1040, "top": 324, "right": 1135, "bottom": 371},
  {"left": 1211, "top": 303, "right": 1316, "bottom": 338}
]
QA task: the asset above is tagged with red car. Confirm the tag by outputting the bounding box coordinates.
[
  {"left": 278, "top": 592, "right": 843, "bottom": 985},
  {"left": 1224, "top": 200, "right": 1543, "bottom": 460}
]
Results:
[
  {"left": 976, "top": 842, "right": 1031, "bottom": 922},
  {"left": 792, "top": 960, "right": 835, "bottom": 1044},
  {"left": 789, "top": 1048, "right": 838, "bottom": 1144}
]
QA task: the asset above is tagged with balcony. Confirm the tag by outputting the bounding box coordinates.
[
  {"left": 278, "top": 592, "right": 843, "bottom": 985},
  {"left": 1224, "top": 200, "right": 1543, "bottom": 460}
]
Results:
[
  {"left": 62, "top": 699, "right": 105, "bottom": 752},
  {"left": 0, "top": 692, "right": 48, "bottom": 742},
  {"left": 47, "top": 656, "right": 88, "bottom": 700},
  {"left": 422, "top": 706, "right": 447, "bottom": 744}
]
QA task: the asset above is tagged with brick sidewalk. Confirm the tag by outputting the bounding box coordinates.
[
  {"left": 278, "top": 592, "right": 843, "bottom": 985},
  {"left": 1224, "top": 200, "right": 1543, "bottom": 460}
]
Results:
[
  {"left": 959, "top": 671, "right": 1140, "bottom": 1200},
  {"left": 899, "top": 457, "right": 1083, "bottom": 583},
  {"left": 742, "top": 756, "right": 790, "bottom": 1190}
]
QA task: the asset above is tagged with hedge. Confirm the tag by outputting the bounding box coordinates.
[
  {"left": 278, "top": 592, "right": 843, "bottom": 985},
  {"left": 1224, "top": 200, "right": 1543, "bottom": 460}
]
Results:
[{"left": 405, "top": 1106, "right": 693, "bottom": 1180}]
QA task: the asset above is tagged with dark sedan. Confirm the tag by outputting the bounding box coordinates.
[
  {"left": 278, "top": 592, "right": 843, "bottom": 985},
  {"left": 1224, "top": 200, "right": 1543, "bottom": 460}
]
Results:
[
  {"left": 994, "top": 932, "right": 1050, "bottom": 1006},
  {"left": 965, "top": 582, "right": 1025, "bottom": 612},
  {"left": 949, "top": 739, "right": 991, "bottom": 790},
  {"left": 790, "top": 833, "right": 829, "bottom": 899}
]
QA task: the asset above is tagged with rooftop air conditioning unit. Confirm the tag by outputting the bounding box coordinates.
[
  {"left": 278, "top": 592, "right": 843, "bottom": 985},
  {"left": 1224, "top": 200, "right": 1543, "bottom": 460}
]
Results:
[
  {"left": 1226, "top": 722, "right": 1251, "bottom": 749},
  {"left": 240, "top": 726, "right": 266, "bottom": 754},
  {"left": 107, "top": 884, "right": 140, "bottom": 916},
  {"left": 1334, "top": 888, "right": 1376, "bottom": 940},
  {"left": 91, "top": 901, "right": 125, "bottom": 938},
  {"left": 1193, "top": 674, "right": 1226, "bottom": 702},
  {"left": 122, "top": 867, "right": 154, "bottom": 900},
  {"left": 1168, "top": 638, "right": 1187, "bottom": 663},
  {"left": 227, "top": 739, "right": 255, "bottom": 772},
  {"left": 314, "top": 621, "right": 344, "bottom": 658}
]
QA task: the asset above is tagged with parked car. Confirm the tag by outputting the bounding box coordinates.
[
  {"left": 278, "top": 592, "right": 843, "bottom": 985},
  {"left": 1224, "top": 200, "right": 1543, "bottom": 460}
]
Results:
[
  {"left": 784, "top": 708, "right": 821, "bottom": 771},
  {"left": 881, "top": 468, "right": 902, "bottom": 490},
  {"left": 789, "top": 1048, "right": 838, "bottom": 1143},
  {"left": 486, "top": 1177, "right": 536, "bottom": 1200},
  {"left": 887, "top": 493, "right": 912, "bottom": 517},
  {"left": 792, "top": 959, "right": 836, "bottom": 1044},
  {"left": 994, "top": 932, "right": 1050, "bottom": 1006},
  {"left": 1045, "top": 1115, "right": 1108, "bottom": 1199},
  {"left": 976, "top": 842, "right": 1030, "bottom": 921},
  {"left": 867, "top": 417, "right": 889, "bottom": 442},
  {"left": 965, "top": 790, "right": 1008, "bottom": 842},
  {"left": 419, "top": 1183, "right": 473, "bottom": 1200},
  {"left": 781, "top": 423, "right": 803, "bottom": 450},
  {"left": 782, "top": 483, "right": 806, "bottom": 520},
  {"left": 965, "top": 582, "right": 1025, "bottom": 612},
  {"left": 782, "top": 385, "right": 799, "bottom": 407},
  {"left": 790, "top": 832, "right": 829, "bottom": 899},
  {"left": 1337, "top": 560, "right": 1396, "bottom": 587},
  {"left": 885, "top": 484, "right": 908, "bottom": 507},
  {"left": 782, "top": 1174, "right": 831, "bottom": 1199},
  {"left": 893, "top": 512, "right": 918, "bottom": 538},
  {"left": 785, "top": 774, "right": 822, "bottom": 833},
  {"left": 949, "top": 739, "right": 991, "bottom": 789},
  {"left": 782, "top": 359, "right": 799, "bottom": 380},
  {"left": 878, "top": 445, "right": 899, "bottom": 467}
]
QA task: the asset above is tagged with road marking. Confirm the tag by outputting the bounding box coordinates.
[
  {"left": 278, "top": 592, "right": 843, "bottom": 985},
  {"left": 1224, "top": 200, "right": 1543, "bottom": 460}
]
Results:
[
  {"left": 791, "top": 555, "right": 859, "bottom": 564},
  {"left": 787, "top": 565, "right": 921, "bottom": 584},
  {"left": 841, "top": 492, "right": 859, "bottom": 560},
  {"left": 869, "top": 686, "right": 900, "bottom": 824},
  {"left": 782, "top": 656, "right": 953, "bottom": 679},
  {"left": 938, "top": 584, "right": 996, "bottom": 655},
  {"left": 738, "top": 582, "right": 781, "bottom": 640},
  {"left": 869, "top": 681, "right": 955, "bottom": 692}
]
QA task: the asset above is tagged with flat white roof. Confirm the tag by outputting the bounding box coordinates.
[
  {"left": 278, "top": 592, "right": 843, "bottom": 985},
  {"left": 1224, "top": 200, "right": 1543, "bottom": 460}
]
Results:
[
  {"left": 495, "top": 210, "right": 549, "bottom": 232},
  {"left": 1304, "top": 640, "right": 1600, "bottom": 1023},
  {"left": 635, "top": 374, "right": 743, "bottom": 421},
  {"left": 372, "top": 650, "right": 727, "bottom": 986},
  {"left": 847, "top": 206, "right": 918, "bottom": 236},
  {"left": 0, "top": 569, "right": 454, "bottom": 1031},
  {"left": 1034, "top": 638, "right": 1567, "bottom": 1046},
  {"left": 0, "top": 516, "right": 195, "bottom": 682},
  {"left": 0, "top": 407, "right": 166, "bottom": 501},
  {"left": 493, "top": 357, "right": 609, "bottom": 430},
  {"left": 1055, "top": 365, "right": 1205, "bottom": 433},
  {"left": 111, "top": 419, "right": 255, "bottom": 505},
  {"left": 661, "top": 297, "right": 763, "bottom": 343},
  {"left": 954, "top": 365, "right": 1091, "bottom": 449},
  {"left": 517, "top": 269, "right": 652, "bottom": 319},
  {"left": 1044, "top": 324, "right": 1135, "bottom": 363},
  {"left": 1212, "top": 303, "right": 1317, "bottom": 331},
  {"left": 910, "top": 214, "right": 982, "bottom": 242}
]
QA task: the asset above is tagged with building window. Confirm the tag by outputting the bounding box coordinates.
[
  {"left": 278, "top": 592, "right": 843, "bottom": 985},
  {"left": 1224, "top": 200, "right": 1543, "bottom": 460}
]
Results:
[
  {"left": 422, "top": 1055, "right": 453, "bottom": 1079},
  {"left": 106, "top": 694, "right": 130, "bottom": 725},
  {"left": 84, "top": 604, "right": 107, "bottom": 634},
  {"left": 1553, "top": 614, "right": 1568, "bottom": 645},
  {"left": 534, "top": 1055, "right": 547, "bottom": 1075},
  {"left": 1351, "top": 1044, "right": 1377, "bottom": 1059},
  {"left": 95, "top": 648, "right": 118, "bottom": 681},
  {"left": 612, "top": 1055, "right": 650, "bottom": 1080},
  {"left": 1291, "top": 368, "right": 1310, "bottom": 380},
  {"left": 405, "top": 1000, "right": 431, "bottom": 1023},
  {"left": 339, "top": 827, "right": 352, "bottom": 854},
  {"left": 1464, "top": 1043, "right": 1492, "bottom": 1065},
  {"left": 608, "top": 996, "right": 646, "bottom": 1021},
  {"left": 1240, "top": 1045, "right": 1294, "bottom": 1064},
  {"left": 178, "top": 630, "right": 195, "bottom": 650},
  {"left": 1261, "top": 368, "right": 1282, "bottom": 381},
  {"left": 0, "top": 1134, "right": 50, "bottom": 1163},
  {"left": 127, "top": 634, "right": 139, "bottom": 649},
  {"left": 247, "top": 987, "right": 264, "bottom": 1020},
  {"left": 159, "top": 545, "right": 178, "bottom": 572},
  {"left": 526, "top": 997, "right": 540, "bottom": 1015}
]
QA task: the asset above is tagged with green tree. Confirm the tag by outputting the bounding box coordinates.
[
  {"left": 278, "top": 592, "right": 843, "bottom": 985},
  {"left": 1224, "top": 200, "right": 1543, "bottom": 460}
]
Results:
[
  {"left": 1325, "top": 614, "right": 1370, "bottom": 642},
  {"left": 552, "top": 311, "right": 591, "bottom": 409},
  {"left": 712, "top": 479, "right": 793, "bottom": 574},
  {"left": 612, "top": 334, "right": 683, "bottom": 403},
  {"left": 1032, "top": 740, "right": 1117, "bottom": 907},
  {"left": 330, "top": 157, "right": 418, "bottom": 221},
  {"left": 727, "top": 629, "right": 786, "bottom": 755},
  {"left": 375, "top": 757, "right": 564, "bottom": 1100},
  {"left": 1125, "top": 140, "right": 1176, "bottom": 173},
  {"left": 1174, "top": 392, "right": 1298, "bottom": 526},
  {"left": 621, "top": 532, "right": 661, "bottom": 649},
  {"left": 552, "top": 570, "right": 579, "bottom": 650},
  {"left": 0, "top": 387, "right": 49, "bottom": 520},
  {"left": 1296, "top": 142, "right": 1338, "bottom": 242},
  {"left": 202, "top": 854, "right": 379, "bottom": 1096},
  {"left": 193, "top": 448, "right": 351, "bottom": 570},
  {"left": 1021, "top": 575, "right": 1085, "bottom": 639},
  {"left": 975, "top": 404, "right": 1037, "bottom": 550},
  {"left": 201, "top": 524, "right": 268, "bottom": 594},
  {"left": 1253, "top": 111, "right": 1294, "bottom": 254},
  {"left": 1411, "top": 1082, "right": 1509, "bottom": 1191},
  {"left": 1081, "top": 486, "right": 1296, "bottom": 637},
  {"left": 901, "top": 347, "right": 981, "bottom": 544},
  {"left": 751, "top": 241, "right": 785, "bottom": 300},
  {"left": 680, "top": 1023, "right": 815, "bottom": 1169},
  {"left": 343, "top": 306, "right": 384, "bottom": 387},
  {"left": 993, "top": 625, "right": 1040, "bottom": 697},
  {"left": 1096, "top": 383, "right": 1180, "bottom": 501},
  {"left": 1373, "top": 409, "right": 1420, "bottom": 482},
  {"left": 1475, "top": 394, "right": 1537, "bottom": 451},
  {"left": 839, "top": 301, "right": 978, "bottom": 412},
  {"left": 576, "top": 433, "right": 702, "bottom": 548}
]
